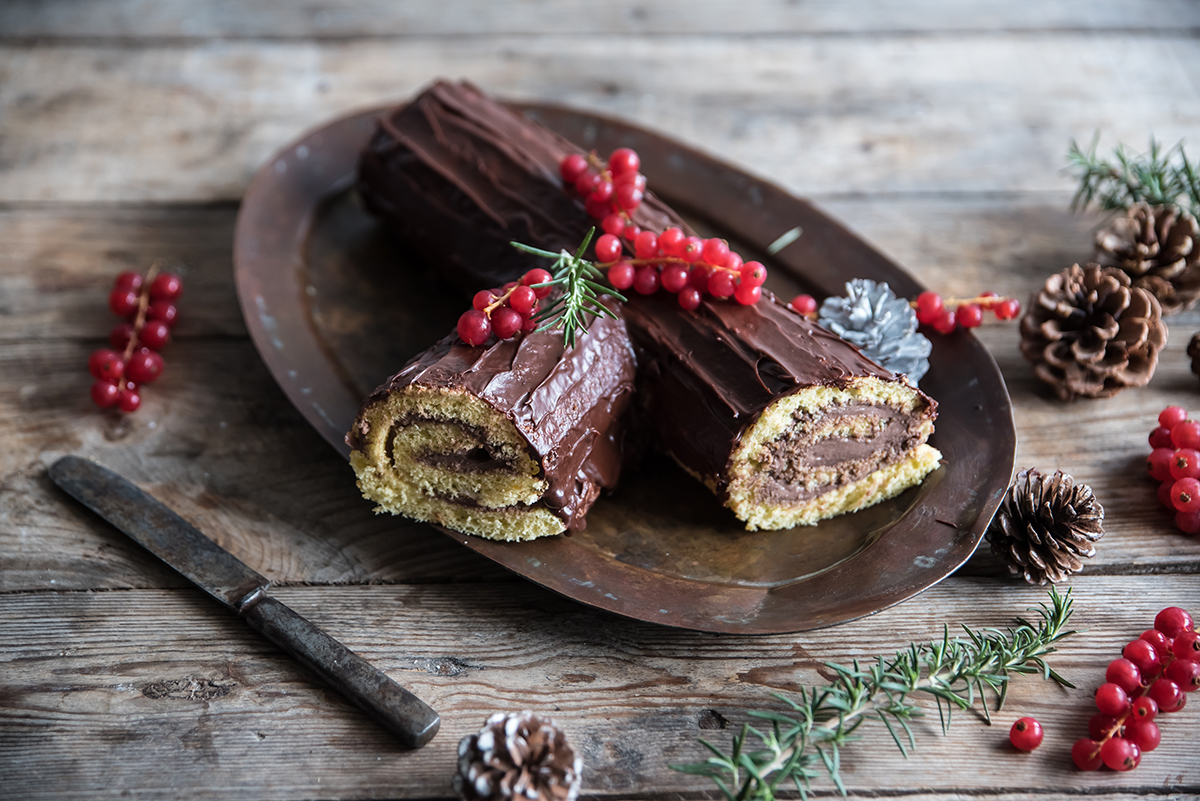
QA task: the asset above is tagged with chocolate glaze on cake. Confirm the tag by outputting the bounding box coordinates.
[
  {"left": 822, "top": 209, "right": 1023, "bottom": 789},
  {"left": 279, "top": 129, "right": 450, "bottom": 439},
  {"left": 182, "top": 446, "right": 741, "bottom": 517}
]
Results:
[{"left": 347, "top": 312, "right": 636, "bottom": 532}]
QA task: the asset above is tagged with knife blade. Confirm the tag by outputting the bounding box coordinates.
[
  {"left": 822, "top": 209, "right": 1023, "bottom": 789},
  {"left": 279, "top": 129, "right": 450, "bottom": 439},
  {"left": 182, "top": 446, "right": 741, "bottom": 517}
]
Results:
[{"left": 48, "top": 455, "right": 440, "bottom": 749}]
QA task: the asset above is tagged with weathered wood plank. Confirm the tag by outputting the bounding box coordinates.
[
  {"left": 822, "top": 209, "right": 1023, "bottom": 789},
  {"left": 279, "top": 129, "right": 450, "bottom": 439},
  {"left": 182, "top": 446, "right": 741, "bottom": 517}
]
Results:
[
  {"left": 2, "top": 578, "right": 1198, "bottom": 799},
  {"left": 3, "top": 0, "right": 1198, "bottom": 39},
  {"left": 1, "top": 35, "right": 1197, "bottom": 203}
]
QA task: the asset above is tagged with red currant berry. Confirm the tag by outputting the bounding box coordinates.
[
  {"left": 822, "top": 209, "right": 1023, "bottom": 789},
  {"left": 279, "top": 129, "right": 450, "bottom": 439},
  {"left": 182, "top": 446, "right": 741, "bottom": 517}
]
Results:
[
  {"left": 789, "top": 294, "right": 817, "bottom": 315},
  {"left": 1172, "top": 420, "right": 1200, "bottom": 450},
  {"left": 702, "top": 238, "right": 731, "bottom": 267},
  {"left": 1155, "top": 606, "right": 1195, "bottom": 638},
  {"left": 521, "top": 314, "right": 537, "bottom": 333},
  {"left": 1095, "top": 682, "right": 1131, "bottom": 715},
  {"left": 614, "top": 170, "right": 647, "bottom": 192},
  {"left": 1088, "top": 712, "right": 1121, "bottom": 740},
  {"left": 681, "top": 237, "right": 704, "bottom": 263},
  {"left": 1123, "top": 639, "right": 1162, "bottom": 677},
  {"left": 508, "top": 286, "right": 537, "bottom": 318},
  {"left": 932, "top": 308, "right": 957, "bottom": 335},
  {"left": 125, "top": 349, "right": 163, "bottom": 384},
  {"left": 595, "top": 233, "right": 622, "bottom": 263},
  {"left": 1165, "top": 657, "right": 1200, "bottom": 691},
  {"left": 1149, "top": 678, "right": 1185, "bottom": 712},
  {"left": 574, "top": 171, "right": 600, "bottom": 196},
  {"left": 734, "top": 283, "right": 761, "bottom": 306},
  {"left": 1125, "top": 720, "right": 1161, "bottom": 752},
  {"left": 1150, "top": 426, "right": 1177, "bottom": 449},
  {"left": 622, "top": 222, "right": 641, "bottom": 240},
  {"left": 473, "top": 289, "right": 496, "bottom": 311},
  {"left": 90, "top": 379, "right": 121, "bottom": 409},
  {"left": 1106, "top": 658, "right": 1143, "bottom": 694},
  {"left": 686, "top": 264, "right": 710, "bottom": 291},
  {"left": 140, "top": 320, "right": 170, "bottom": 350},
  {"left": 1171, "top": 448, "right": 1200, "bottom": 480},
  {"left": 1072, "top": 738, "right": 1104, "bottom": 771},
  {"left": 1160, "top": 405, "right": 1189, "bottom": 430},
  {"left": 1141, "top": 628, "right": 1174, "bottom": 658},
  {"left": 725, "top": 251, "right": 743, "bottom": 272},
  {"left": 634, "top": 230, "right": 658, "bottom": 260},
  {"left": 590, "top": 180, "right": 614, "bottom": 204},
  {"left": 741, "top": 262, "right": 768, "bottom": 287},
  {"left": 1100, "top": 737, "right": 1140, "bottom": 771},
  {"left": 601, "top": 213, "right": 626, "bottom": 236},
  {"left": 117, "top": 382, "right": 141, "bottom": 413},
  {"left": 584, "top": 194, "right": 611, "bottom": 220},
  {"left": 658, "top": 227, "right": 685, "bottom": 257},
  {"left": 915, "top": 291, "right": 944, "bottom": 324},
  {"left": 109, "top": 287, "right": 140, "bottom": 318},
  {"left": 994, "top": 297, "right": 1021, "bottom": 320},
  {"left": 957, "top": 303, "right": 984, "bottom": 328},
  {"left": 608, "top": 261, "right": 635, "bottom": 290},
  {"left": 146, "top": 299, "right": 178, "bottom": 327},
  {"left": 633, "top": 266, "right": 659, "bottom": 296},
  {"left": 1008, "top": 717, "right": 1043, "bottom": 751},
  {"left": 521, "top": 269, "right": 553, "bottom": 298},
  {"left": 1173, "top": 630, "right": 1200, "bottom": 661},
  {"left": 1176, "top": 509, "right": 1200, "bottom": 534},
  {"left": 1160, "top": 480, "right": 1178, "bottom": 510},
  {"left": 1171, "top": 477, "right": 1200, "bottom": 513},
  {"left": 707, "top": 269, "right": 736, "bottom": 299},
  {"left": 560, "top": 154, "right": 588, "bottom": 183},
  {"left": 110, "top": 323, "right": 135, "bottom": 351},
  {"left": 614, "top": 181, "right": 643, "bottom": 211},
  {"left": 607, "top": 147, "right": 640, "bottom": 176},
  {"left": 491, "top": 307, "right": 522, "bottom": 340},
  {"left": 113, "top": 271, "right": 144, "bottom": 293},
  {"left": 1131, "top": 696, "right": 1158, "bottom": 721},
  {"left": 1148, "top": 447, "right": 1175, "bottom": 481},
  {"left": 88, "top": 349, "right": 125, "bottom": 381},
  {"left": 149, "top": 272, "right": 183, "bottom": 301},
  {"left": 457, "top": 310, "right": 491, "bottom": 346},
  {"left": 677, "top": 287, "right": 702, "bottom": 311},
  {"left": 660, "top": 264, "right": 690, "bottom": 294}
]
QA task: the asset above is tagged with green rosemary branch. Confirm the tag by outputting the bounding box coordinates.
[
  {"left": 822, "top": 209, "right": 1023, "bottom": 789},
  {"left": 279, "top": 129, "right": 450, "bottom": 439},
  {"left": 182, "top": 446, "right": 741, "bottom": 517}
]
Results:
[
  {"left": 672, "top": 587, "right": 1076, "bottom": 801},
  {"left": 511, "top": 229, "right": 626, "bottom": 349},
  {"left": 1068, "top": 135, "right": 1200, "bottom": 215}
]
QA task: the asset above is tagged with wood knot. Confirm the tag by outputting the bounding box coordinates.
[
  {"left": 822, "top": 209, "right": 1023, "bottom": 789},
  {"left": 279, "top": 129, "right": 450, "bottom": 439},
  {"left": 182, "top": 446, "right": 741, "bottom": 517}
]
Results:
[{"left": 141, "top": 678, "right": 236, "bottom": 701}]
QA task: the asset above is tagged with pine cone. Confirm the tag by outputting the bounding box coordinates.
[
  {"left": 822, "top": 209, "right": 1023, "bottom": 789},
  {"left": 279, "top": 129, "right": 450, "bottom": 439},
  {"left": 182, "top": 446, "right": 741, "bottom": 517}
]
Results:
[
  {"left": 1019, "top": 263, "right": 1168, "bottom": 400},
  {"left": 454, "top": 712, "right": 582, "bottom": 801},
  {"left": 1094, "top": 203, "right": 1200, "bottom": 314},
  {"left": 986, "top": 468, "right": 1104, "bottom": 585},
  {"left": 1189, "top": 332, "right": 1200, "bottom": 379},
  {"left": 818, "top": 279, "right": 932, "bottom": 385}
]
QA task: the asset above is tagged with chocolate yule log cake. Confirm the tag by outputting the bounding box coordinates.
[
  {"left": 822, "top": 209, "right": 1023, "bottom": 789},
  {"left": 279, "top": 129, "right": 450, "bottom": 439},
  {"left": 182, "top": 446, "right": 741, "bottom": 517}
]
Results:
[
  {"left": 346, "top": 313, "right": 637, "bottom": 541},
  {"left": 354, "top": 80, "right": 940, "bottom": 531}
]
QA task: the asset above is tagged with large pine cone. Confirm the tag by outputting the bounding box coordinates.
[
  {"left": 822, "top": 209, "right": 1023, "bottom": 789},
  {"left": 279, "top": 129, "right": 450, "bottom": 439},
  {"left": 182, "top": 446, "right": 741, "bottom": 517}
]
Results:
[
  {"left": 986, "top": 468, "right": 1104, "bottom": 585},
  {"left": 1094, "top": 203, "right": 1200, "bottom": 314},
  {"left": 1019, "top": 263, "right": 1167, "bottom": 400},
  {"left": 454, "top": 712, "right": 582, "bottom": 801}
]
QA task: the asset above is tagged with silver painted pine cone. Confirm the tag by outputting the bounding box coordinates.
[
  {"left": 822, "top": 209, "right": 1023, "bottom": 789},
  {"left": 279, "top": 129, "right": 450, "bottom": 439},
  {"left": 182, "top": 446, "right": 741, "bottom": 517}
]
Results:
[{"left": 818, "top": 279, "right": 932, "bottom": 385}]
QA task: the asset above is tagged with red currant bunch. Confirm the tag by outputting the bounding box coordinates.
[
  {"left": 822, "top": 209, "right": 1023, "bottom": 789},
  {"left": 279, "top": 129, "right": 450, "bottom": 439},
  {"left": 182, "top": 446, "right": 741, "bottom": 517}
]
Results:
[
  {"left": 89, "top": 265, "right": 182, "bottom": 412},
  {"left": 1146, "top": 406, "right": 1200, "bottom": 536},
  {"left": 457, "top": 269, "right": 552, "bottom": 346},
  {"left": 561, "top": 149, "right": 767, "bottom": 309},
  {"left": 1072, "top": 605, "right": 1198, "bottom": 771},
  {"left": 911, "top": 291, "right": 1021, "bottom": 335}
]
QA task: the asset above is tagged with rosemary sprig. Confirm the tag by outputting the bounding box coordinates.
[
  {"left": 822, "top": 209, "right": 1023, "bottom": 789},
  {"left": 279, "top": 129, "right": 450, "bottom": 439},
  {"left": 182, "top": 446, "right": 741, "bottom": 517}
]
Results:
[
  {"left": 1068, "top": 135, "right": 1200, "bottom": 215},
  {"left": 672, "top": 587, "right": 1076, "bottom": 801},
  {"left": 511, "top": 229, "right": 626, "bottom": 349}
]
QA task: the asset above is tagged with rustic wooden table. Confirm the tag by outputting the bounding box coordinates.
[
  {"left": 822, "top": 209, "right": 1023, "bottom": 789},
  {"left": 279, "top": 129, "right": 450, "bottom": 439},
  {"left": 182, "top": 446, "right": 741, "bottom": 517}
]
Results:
[{"left": 3, "top": 2, "right": 1200, "bottom": 798}]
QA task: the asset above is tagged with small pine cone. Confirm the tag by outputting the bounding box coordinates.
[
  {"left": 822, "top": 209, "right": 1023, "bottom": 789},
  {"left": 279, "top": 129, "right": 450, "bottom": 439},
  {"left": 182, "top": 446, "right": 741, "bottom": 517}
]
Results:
[
  {"left": 454, "top": 712, "right": 582, "bottom": 801},
  {"left": 818, "top": 278, "right": 932, "bottom": 385},
  {"left": 986, "top": 468, "right": 1104, "bottom": 585},
  {"left": 1190, "top": 332, "right": 1200, "bottom": 379},
  {"left": 1019, "top": 263, "right": 1168, "bottom": 400},
  {"left": 1094, "top": 203, "right": 1200, "bottom": 314}
]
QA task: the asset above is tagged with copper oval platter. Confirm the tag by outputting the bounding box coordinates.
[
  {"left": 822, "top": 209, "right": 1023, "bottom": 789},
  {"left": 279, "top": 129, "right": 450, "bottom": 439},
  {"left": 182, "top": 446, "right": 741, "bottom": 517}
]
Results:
[{"left": 233, "top": 102, "right": 1015, "bottom": 634}]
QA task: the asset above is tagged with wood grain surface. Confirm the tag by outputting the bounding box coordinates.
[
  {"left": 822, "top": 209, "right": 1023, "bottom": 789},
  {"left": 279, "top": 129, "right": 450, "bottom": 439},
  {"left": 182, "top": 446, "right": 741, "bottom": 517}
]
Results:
[{"left": 2, "top": 2, "right": 1200, "bottom": 799}]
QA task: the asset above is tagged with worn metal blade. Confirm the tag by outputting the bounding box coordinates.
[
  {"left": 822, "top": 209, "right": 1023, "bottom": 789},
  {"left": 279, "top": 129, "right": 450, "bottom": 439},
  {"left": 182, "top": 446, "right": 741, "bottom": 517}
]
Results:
[{"left": 48, "top": 455, "right": 266, "bottom": 610}]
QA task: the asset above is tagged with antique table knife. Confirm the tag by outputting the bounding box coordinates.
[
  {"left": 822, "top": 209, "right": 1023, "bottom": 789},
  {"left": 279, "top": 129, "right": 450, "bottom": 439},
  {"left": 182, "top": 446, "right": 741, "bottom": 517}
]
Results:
[{"left": 47, "top": 455, "right": 440, "bottom": 749}]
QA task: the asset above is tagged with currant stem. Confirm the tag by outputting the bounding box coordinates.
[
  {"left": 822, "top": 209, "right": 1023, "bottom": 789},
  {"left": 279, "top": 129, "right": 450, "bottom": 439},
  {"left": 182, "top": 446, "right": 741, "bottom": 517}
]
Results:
[
  {"left": 121, "top": 260, "right": 162, "bottom": 363},
  {"left": 908, "top": 294, "right": 1013, "bottom": 310}
]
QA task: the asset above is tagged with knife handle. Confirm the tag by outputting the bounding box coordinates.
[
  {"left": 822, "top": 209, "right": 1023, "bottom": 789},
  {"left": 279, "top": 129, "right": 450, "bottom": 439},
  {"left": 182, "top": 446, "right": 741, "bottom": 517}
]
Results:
[{"left": 241, "top": 595, "right": 440, "bottom": 749}]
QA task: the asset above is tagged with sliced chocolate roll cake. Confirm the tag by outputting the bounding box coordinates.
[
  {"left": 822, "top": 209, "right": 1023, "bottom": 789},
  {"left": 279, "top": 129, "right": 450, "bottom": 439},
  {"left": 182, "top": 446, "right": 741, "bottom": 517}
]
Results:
[
  {"left": 357, "top": 80, "right": 940, "bottom": 530},
  {"left": 346, "top": 316, "right": 636, "bottom": 541}
]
